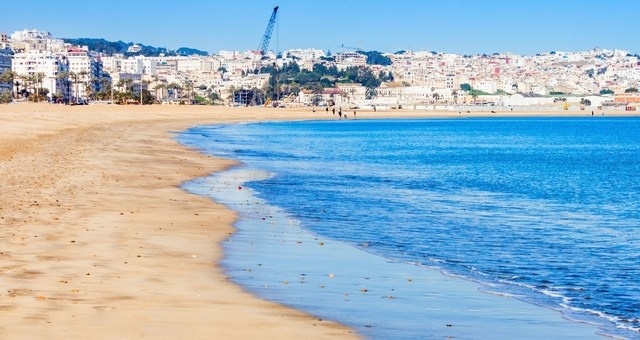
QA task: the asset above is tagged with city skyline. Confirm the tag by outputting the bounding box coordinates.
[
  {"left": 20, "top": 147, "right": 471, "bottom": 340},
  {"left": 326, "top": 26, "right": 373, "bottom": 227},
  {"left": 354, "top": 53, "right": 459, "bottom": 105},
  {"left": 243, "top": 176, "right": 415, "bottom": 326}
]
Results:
[{"left": 4, "top": 0, "right": 640, "bottom": 56}]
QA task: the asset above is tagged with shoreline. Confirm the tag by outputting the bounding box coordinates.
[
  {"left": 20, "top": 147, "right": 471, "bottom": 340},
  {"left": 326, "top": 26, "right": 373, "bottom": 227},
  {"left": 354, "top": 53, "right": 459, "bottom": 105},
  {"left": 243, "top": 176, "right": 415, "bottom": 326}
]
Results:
[
  {"left": 179, "top": 123, "right": 609, "bottom": 339},
  {"left": 0, "top": 102, "right": 633, "bottom": 338},
  {"left": 0, "top": 103, "right": 356, "bottom": 338}
]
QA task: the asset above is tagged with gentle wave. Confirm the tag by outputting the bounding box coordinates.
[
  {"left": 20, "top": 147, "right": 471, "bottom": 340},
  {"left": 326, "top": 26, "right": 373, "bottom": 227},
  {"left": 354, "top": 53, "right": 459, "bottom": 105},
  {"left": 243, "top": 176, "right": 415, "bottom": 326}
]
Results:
[{"left": 179, "top": 118, "right": 640, "bottom": 339}]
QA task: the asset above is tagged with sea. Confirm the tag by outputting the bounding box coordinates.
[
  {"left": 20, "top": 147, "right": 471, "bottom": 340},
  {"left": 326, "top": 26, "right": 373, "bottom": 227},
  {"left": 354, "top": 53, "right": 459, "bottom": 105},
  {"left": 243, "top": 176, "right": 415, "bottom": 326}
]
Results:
[{"left": 178, "top": 117, "right": 640, "bottom": 339}]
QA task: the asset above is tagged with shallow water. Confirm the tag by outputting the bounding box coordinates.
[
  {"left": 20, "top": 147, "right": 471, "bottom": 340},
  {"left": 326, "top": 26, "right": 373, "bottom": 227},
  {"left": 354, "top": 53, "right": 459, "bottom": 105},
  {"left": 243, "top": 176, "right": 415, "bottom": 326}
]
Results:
[{"left": 179, "top": 117, "right": 640, "bottom": 339}]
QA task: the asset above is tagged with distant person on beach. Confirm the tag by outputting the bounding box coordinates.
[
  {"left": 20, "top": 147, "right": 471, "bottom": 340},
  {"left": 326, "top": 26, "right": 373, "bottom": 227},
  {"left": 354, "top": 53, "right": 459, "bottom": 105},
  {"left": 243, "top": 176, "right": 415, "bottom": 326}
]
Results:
[
  {"left": 373, "top": 105, "right": 376, "bottom": 112},
  {"left": 332, "top": 107, "right": 335, "bottom": 115},
  {"left": 353, "top": 110, "right": 356, "bottom": 118}
]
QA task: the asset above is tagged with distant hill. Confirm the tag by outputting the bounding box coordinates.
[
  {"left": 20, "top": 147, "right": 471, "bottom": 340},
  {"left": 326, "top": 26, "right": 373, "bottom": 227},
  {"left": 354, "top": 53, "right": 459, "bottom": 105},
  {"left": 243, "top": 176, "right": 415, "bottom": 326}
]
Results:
[{"left": 62, "top": 38, "right": 209, "bottom": 57}]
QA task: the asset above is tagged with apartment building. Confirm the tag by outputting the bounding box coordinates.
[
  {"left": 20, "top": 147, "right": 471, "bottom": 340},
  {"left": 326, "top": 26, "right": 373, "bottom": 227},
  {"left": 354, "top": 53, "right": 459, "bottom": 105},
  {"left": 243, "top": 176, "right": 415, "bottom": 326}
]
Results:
[
  {"left": 10, "top": 29, "right": 65, "bottom": 53},
  {"left": 66, "top": 47, "right": 105, "bottom": 101},
  {"left": 12, "top": 51, "right": 70, "bottom": 101},
  {"left": 334, "top": 52, "right": 367, "bottom": 70}
]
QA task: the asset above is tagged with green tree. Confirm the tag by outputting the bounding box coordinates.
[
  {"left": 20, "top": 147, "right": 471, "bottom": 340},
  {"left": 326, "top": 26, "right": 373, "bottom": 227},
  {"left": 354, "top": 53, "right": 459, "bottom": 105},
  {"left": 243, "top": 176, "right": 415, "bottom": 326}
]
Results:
[
  {"left": 358, "top": 50, "right": 392, "bottom": 65},
  {"left": 0, "top": 91, "right": 12, "bottom": 103},
  {"left": 0, "top": 70, "right": 14, "bottom": 87},
  {"left": 167, "top": 82, "right": 182, "bottom": 100},
  {"left": 154, "top": 83, "right": 167, "bottom": 101},
  {"left": 365, "top": 87, "right": 377, "bottom": 99},
  {"left": 208, "top": 91, "right": 221, "bottom": 105},
  {"left": 69, "top": 72, "right": 81, "bottom": 103},
  {"left": 0, "top": 70, "right": 15, "bottom": 101},
  {"left": 139, "top": 79, "right": 151, "bottom": 104}
]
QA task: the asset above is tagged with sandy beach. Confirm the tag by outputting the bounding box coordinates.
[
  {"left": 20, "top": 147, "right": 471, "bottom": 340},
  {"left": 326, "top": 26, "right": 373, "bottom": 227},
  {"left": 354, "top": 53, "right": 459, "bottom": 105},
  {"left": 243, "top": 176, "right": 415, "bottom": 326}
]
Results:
[
  {"left": 0, "top": 103, "right": 358, "bottom": 339},
  {"left": 0, "top": 102, "right": 636, "bottom": 339}
]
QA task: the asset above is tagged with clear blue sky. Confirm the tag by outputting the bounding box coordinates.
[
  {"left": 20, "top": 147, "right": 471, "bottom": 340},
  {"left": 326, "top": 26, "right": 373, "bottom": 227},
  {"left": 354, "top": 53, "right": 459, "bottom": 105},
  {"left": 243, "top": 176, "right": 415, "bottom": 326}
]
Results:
[{"left": 4, "top": 0, "right": 639, "bottom": 55}]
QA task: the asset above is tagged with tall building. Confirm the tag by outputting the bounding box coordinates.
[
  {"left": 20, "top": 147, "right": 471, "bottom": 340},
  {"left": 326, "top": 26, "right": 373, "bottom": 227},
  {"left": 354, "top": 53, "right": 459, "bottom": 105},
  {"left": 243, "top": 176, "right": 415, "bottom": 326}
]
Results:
[
  {"left": 66, "top": 47, "right": 105, "bottom": 101},
  {"left": 11, "top": 52, "right": 70, "bottom": 102}
]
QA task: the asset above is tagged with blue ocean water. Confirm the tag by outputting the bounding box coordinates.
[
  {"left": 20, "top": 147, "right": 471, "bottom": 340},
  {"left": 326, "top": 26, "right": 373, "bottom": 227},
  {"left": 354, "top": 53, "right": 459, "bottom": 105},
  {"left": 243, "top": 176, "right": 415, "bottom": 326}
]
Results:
[{"left": 179, "top": 118, "right": 640, "bottom": 339}]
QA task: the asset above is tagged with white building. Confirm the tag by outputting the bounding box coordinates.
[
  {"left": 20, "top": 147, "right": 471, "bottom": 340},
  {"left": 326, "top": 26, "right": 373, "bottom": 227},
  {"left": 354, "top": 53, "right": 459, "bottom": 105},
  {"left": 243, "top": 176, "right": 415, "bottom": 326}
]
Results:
[
  {"left": 177, "top": 57, "right": 203, "bottom": 73},
  {"left": 285, "top": 48, "right": 325, "bottom": 61},
  {"left": 101, "top": 55, "right": 124, "bottom": 74},
  {"left": 66, "top": 47, "right": 105, "bottom": 101},
  {"left": 121, "top": 57, "right": 144, "bottom": 74},
  {"left": 12, "top": 51, "right": 70, "bottom": 101},
  {"left": 10, "top": 29, "right": 65, "bottom": 53},
  {"left": 127, "top": 43, "right": 142, "bottom": 54},
  {"left": 334, "top": 52, "right": 367, "bottom": 70}
]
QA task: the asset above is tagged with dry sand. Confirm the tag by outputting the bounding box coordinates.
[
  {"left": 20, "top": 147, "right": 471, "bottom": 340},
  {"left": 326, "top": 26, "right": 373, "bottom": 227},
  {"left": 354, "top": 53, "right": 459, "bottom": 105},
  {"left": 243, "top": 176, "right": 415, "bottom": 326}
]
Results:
[
  {"left": 0, "top": 102, "right": 635, "bottom": 339},
  {"left": 0, "top": 103, "right": 355, "bottom": 339}
]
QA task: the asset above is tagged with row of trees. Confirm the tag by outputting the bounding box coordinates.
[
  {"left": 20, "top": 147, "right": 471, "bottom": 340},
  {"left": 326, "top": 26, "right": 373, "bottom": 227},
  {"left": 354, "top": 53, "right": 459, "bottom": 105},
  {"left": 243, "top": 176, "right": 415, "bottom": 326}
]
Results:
[
  {"left": 0, "top": 70, "right": 222, "bottom": 105},
  {"left": 0, "top": 69, "right": 101, "bottom": 103}
]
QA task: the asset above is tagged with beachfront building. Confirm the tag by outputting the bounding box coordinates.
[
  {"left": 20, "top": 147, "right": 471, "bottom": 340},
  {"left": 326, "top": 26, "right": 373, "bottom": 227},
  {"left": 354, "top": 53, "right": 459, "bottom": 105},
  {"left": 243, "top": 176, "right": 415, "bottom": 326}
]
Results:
[
  {"left": 111, "top": 72, "right": 142, "bottom": 93},
  {"left": 11, "top": 51, "right": 70, "bottom": 102},
  {"left": 337, "top": 83, "right": 366, "bottom": 103},
  {"left": 66, "top": 47, "right": 105, "bottom": 102},
  {"left": 614, "top": 93, "right": 640, "bottom": 104},
  {"left": 375, "top": 83, "right": 458, "bottom": 106},
  {"left": 296, "top": 87, "right": 351, "bottom": 107}
]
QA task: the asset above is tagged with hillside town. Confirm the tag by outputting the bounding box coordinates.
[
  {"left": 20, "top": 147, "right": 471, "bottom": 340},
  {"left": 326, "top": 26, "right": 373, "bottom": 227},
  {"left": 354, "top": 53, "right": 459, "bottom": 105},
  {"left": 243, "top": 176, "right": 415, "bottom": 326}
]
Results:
[{"left": 1, "top": 29, "right": 640, "bottom": 111}]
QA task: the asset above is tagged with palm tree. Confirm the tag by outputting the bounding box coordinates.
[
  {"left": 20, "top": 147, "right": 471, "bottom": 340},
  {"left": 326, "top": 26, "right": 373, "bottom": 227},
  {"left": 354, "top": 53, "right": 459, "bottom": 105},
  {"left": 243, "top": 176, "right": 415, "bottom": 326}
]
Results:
[
  {"left": 78, "top": 70, "right": 88, "bottom": 102},
  {"left": 16, "top": 73, "right": 30, "bottom": 99},
  {"left": 30, "top": 72, "right": 45, "bottom": 101},
  {"left": 183, "top": 80, "right": 194, "bottom": 103},
  {"left": 97, "top": 76, "right": 111, "bottom": 101},
  {"left": 0, "top": 70, "right": 14, "bottom": 87},
  {"left": 140, "top": 79, "right": 151, "bottom": 104},
  {"left": 68, "top": 72, "right": 80, "bottom": 103},
  {"left": 206, "top": 86, "right": 220, "bottom": 105},
  {"left": 55, "top": 71, "right": 70, "bottom": 103},
  {"left": 0, "top": 70, "right": 15, "bottom": 102},
  {"left": 168, "top": 82, "right": 182, "bottom": 100},
  {"left": 154, "top": 83, "right": 167, "bottom": 101},
  {"left": 25, "top": 74, "right": 37, "bottom": 101},
  {"left": 226, "top": 85, "right": 237, "bottom": 105},
  {"left": 365, "top": 87, "right": 377, "bottom": 100}
]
